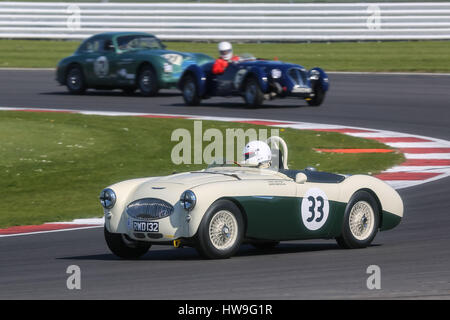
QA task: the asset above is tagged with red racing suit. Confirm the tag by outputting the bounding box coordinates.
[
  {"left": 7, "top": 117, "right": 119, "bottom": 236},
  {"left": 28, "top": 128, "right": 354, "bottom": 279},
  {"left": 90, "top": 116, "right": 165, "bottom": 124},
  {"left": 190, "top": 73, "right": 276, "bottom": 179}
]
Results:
[{"left": 212, "top": 56, "right": 240, "bottom": 75}]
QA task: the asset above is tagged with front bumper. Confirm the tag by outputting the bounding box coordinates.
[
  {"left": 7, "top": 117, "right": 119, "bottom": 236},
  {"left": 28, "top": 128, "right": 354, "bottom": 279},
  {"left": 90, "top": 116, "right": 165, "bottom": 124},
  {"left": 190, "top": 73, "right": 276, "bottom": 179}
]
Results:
[{"left": 104, "top": 207, "right": 190, "bottom": 243}]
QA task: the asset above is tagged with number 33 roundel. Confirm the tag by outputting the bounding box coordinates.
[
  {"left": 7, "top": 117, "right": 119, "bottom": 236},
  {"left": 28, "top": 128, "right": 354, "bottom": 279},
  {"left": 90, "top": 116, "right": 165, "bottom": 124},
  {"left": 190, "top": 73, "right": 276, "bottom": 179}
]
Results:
[{"left": 301, "top": 188, "right": 330, "bottom": 231}]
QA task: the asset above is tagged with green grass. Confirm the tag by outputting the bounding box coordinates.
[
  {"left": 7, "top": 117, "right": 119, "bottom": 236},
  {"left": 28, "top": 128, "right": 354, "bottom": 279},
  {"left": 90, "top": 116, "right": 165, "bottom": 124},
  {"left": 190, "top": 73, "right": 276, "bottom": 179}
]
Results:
[
  {"left": 1, "top": 39, "right": 449, "bottom": 72},
  {"left": 0, "top": 111, "right": 404, "bottom": 228}
]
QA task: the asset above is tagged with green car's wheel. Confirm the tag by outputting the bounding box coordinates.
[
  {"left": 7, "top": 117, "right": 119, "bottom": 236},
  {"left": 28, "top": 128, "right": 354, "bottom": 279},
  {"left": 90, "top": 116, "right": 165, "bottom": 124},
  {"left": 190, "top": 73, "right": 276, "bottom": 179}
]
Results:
[
  {"left": 336, "top": 191, "right": 380, "bottom": 249},
  {"left": 138, "top": 66, "right": 159, "bottom": 97},
  {"left": 250, "top": 241, "right": 280, "bottom": 250},
  {"left": 196, "top": 200, "right": 244, "bottom": 259},
  {"left": 65, "top": 65, "right": 86, "bottom": 94},
  {"left": 104, "top": 226, "right": 151, "bottom": 259},
  {"left": 181, "top": 75, "right": 201, "bottom": 106},
  {"left": 307, "top": 83, "right": 325, "bottom": 107},
  {"left": 243, "top": 77, "right": 264, "bottom": 107}
]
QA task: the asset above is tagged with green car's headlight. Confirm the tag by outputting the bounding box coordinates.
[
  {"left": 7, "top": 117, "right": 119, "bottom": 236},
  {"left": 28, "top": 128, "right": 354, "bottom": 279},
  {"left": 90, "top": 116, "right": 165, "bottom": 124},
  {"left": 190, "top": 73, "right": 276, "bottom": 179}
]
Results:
[
  {"left": 99, "top": 188, "right": 116, "bottom": 209},
  {"left": 180, "top": 190, "right": 196, "bottom": 211}
]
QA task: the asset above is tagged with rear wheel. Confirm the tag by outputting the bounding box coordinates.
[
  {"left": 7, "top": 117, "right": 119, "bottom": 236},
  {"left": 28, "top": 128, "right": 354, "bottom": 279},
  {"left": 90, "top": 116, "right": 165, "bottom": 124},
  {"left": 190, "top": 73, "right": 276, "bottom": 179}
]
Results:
[
  {"left": 196, "top": 200, "right": 244, "bottom": 259},
  {"left": 243, "top": 78, "right": 264, "bottom": 107},
  {"left": 181, "top": 75, "right": 201, "bottom": 106},
  {"left": 307, "top": 83, "right": 325, "bottom": 107},
  {"left": 336, "top": 191, "right": 380, "bottom": 249},
  {"left": 138, "top": 65, "right": 159, "bottom": 97},
  {"left": 104, "top": 226, "right": 151, "bottom": 259},
  {"left": 65, "top": 65, "right": 86, "bottom": 94}
]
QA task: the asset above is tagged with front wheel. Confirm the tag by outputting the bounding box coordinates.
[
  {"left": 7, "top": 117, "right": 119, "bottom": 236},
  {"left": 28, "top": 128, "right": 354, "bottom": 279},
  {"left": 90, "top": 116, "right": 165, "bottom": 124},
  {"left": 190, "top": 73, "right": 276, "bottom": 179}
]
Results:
[
  {"left": 196, "top": 200, "right": 244, "bottom": 259},
  {"left": 104, "top": 227, "right": 151, "bottom": 259},
  {"left": 65, "top": 66, "right": 86, "bottom": 94},
  {"left": 243, "top": 78, "right": 264, "bottom": 107},
  {"left": 336, "top": 191, "right": 380, "bottom": 249},
  {"left": 181, "top": 75, "right": 201, "bottom": 106},
  {"left": 307, "top": 83, "right": 325, "bottom": 107}
]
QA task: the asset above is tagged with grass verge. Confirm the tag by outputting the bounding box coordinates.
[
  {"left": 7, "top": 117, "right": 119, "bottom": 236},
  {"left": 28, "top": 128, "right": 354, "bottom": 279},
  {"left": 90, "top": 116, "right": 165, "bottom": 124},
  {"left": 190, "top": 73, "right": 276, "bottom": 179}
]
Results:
[
  {"left": 0, "top": 111, "right": 404, "bottom": 227},
  {"left": 0, "top": 39, "right": 449, "bottom": 72}
]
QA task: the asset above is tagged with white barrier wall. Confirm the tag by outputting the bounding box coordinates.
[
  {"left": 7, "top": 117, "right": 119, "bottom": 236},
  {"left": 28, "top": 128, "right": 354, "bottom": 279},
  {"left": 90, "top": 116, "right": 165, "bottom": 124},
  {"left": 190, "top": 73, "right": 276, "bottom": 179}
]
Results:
[{"left": 1, "top": 2, "right": 450, "bottom": 41}]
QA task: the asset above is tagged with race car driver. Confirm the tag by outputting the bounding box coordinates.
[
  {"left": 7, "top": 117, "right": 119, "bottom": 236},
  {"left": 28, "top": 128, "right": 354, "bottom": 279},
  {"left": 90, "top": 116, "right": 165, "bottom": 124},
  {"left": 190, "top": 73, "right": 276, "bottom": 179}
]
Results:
[
  {"left": 212, "top": 41, "right": 240, "bottom": 75},
  {"left": 242, "top": 140, "right": 272, "bottom": 169}
]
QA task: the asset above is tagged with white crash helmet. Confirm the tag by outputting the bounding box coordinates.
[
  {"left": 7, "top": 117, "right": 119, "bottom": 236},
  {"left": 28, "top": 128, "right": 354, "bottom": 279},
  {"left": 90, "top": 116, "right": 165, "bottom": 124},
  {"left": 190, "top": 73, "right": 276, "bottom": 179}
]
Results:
[
  {"left": 218, "top": 41, "right": 233, "bottom": 61},
  {"left": 242, "top": 140, "right": 272, "bottom": 167}
]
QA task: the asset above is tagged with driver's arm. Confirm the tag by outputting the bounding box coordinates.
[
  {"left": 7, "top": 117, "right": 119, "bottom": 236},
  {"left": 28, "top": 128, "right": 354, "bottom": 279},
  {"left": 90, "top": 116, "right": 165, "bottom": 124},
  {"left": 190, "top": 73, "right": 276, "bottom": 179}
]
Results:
[{"left": 212, "top": 58, "right": 228, "bottom": 74}]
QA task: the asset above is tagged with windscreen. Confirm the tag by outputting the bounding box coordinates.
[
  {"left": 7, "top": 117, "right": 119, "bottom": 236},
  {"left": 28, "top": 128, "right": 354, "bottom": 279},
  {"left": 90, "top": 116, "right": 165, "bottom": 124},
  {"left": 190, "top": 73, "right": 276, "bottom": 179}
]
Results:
[{"left": 116, "top": 35, "right": 163, "bottom": 52}]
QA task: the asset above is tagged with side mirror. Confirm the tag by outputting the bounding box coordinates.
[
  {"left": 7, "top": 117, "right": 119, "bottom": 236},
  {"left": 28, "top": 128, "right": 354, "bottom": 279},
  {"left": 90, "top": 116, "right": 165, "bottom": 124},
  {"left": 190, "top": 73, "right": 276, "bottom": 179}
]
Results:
[{"left": 295, "top": 173, "right": 307, "bottom": 184}]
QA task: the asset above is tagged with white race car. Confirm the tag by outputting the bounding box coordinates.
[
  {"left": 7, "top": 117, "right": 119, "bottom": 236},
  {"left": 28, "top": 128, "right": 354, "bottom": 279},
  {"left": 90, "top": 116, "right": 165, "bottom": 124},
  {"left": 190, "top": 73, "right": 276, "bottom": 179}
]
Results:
[{"left": 100, "top": 137, "right": 403, "bottom": 259}]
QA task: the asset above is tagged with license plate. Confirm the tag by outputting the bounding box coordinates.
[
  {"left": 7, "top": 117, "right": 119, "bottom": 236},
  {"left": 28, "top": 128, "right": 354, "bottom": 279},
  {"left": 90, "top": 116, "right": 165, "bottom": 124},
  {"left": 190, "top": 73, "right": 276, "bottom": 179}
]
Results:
[{"left": 132, "top": 221, "right": 159, "bottom": 232}]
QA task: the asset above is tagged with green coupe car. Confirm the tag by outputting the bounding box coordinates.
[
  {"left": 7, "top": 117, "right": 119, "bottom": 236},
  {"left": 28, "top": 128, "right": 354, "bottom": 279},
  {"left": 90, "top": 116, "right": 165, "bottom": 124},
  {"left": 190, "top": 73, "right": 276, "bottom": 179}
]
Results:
[{"left": 56, "top": 32, "right": 213, "bottom": 96}]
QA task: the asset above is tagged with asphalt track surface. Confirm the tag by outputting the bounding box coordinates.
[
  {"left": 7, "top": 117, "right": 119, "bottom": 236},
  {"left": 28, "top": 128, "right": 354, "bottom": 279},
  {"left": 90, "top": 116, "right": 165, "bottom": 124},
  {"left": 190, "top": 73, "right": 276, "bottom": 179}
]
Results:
[{"left": 0, "top": 70, "right": 449, "bottom": 299}]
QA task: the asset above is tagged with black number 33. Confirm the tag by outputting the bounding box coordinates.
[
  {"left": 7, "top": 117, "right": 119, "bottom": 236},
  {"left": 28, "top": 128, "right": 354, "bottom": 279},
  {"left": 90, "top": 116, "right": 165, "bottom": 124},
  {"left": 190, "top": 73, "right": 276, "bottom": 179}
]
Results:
[{"left": 306, "top": 196, "right": 325, "bottom": 223}]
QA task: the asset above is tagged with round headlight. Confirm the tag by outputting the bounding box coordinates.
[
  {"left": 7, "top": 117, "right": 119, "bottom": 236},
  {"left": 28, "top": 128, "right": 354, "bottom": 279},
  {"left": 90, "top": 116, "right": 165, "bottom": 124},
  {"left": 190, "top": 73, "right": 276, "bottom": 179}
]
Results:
[
  {"left": 99, "top": 188, "right": 116, "bottom": 209},
  {"left": 180, "top": 190, "right": 196, "bottom": 211},
  {"left": 309, "top": 70, "right": 320, "bottom": 80},
  {"left": 271, "top": 69, "right": 282, "bottom": 79}
]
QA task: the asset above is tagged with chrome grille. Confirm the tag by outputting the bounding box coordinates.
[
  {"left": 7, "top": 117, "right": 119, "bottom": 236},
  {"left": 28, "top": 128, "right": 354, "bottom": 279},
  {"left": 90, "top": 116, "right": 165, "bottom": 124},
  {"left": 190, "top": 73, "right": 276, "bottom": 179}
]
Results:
[{"left": 126, "top": 198, "right": 174, "bottom": 220}]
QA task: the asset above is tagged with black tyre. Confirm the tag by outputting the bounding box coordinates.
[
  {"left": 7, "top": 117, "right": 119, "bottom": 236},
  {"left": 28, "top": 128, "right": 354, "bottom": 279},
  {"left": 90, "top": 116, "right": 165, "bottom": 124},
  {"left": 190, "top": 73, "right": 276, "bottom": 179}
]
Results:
[
  {"left": 336, "top": 191, "right": 380, "bottom": 249},
  {"left": 65, "top": 65, "right": 86, "bottom": 94},
  {"left": 243, "top": 77, "right": 264, "bottom": 107},
  {"left": 181, "top": 75, "right": 201, "bottom": 106},
  {"left": 307, "top": 83, "right": 325, "bottom": 107},
  {"left": 196, "top": 200, "right": 244, "bottom": 259},
  {"left": 104, "top": 226, "right": 151, "bottom": 259},
  {"left": 137, "top": 65, "right": 159, "bottom": 97},
  {"left": 250, "top": 241, "right": 280, "bottom": 250}
]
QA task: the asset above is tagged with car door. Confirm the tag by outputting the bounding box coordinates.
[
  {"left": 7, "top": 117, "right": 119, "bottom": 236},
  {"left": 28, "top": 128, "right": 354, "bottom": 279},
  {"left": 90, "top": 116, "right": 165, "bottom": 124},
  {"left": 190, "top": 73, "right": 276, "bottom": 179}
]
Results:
[
  {"left": 81, "top": 37, "right": 117, "bottom": 87},
  {"left": 212, "top": 63, "right": 239, "bottom": 96},
  {"left": 295, "top": 181, "right": 343, "bottom": 238}
]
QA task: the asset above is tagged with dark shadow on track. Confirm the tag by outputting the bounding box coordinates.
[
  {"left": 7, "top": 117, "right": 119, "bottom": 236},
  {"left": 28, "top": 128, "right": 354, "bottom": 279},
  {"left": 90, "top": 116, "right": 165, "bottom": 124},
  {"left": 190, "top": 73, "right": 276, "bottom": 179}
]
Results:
[
  {"left": 39, "top": 91, "right": 180, "bottom": 98},
  {"left": 56, "top": 243, "right": 380, "bottom": 261},
  {"left": 163, "top": 102, "right": 311, "bottom": 110}
]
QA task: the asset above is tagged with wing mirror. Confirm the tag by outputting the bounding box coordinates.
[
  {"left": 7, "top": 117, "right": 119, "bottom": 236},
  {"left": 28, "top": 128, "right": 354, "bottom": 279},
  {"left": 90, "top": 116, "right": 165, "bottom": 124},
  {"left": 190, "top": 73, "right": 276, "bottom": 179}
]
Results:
[{"left": 295, "top": 172, "right": 307, "bottom": 184}]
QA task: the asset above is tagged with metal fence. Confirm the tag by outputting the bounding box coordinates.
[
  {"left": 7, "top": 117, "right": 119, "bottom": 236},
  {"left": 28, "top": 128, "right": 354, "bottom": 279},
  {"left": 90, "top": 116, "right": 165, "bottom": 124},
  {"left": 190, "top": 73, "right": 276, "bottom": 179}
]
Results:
[{"left": 1, "top": 2, "right": 450, "bottom": 41}]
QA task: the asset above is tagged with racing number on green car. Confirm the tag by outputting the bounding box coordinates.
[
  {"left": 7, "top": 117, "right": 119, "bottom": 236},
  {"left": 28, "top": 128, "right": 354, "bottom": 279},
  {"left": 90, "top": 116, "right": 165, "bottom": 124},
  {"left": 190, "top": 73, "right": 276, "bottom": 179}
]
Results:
[
  {"left": 301, "top": 188, "right": 329, "bottom": 231},
  {"left": 306, "top": 195, "right": 325, "bottom": 223}
]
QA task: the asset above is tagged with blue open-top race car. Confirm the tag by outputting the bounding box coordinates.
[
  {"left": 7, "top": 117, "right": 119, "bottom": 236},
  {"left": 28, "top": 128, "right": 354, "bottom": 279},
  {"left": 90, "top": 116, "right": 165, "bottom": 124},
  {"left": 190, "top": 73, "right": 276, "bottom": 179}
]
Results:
[{"left": 178, "top": 54, "right": 329, "bottom": 107}]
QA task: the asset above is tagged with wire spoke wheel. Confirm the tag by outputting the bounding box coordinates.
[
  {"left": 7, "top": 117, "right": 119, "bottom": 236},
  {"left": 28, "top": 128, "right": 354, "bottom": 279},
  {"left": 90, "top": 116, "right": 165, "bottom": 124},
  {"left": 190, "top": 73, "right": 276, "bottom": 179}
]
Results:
[
  {"left": 208, "top": 210, "right": 238, "bottom": 251},
  {"left": 335, "top": 190, "right": 379, "bottom": 249},
  {"left": 349, "top": 201, "right": 375, "bottom": 241}
]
